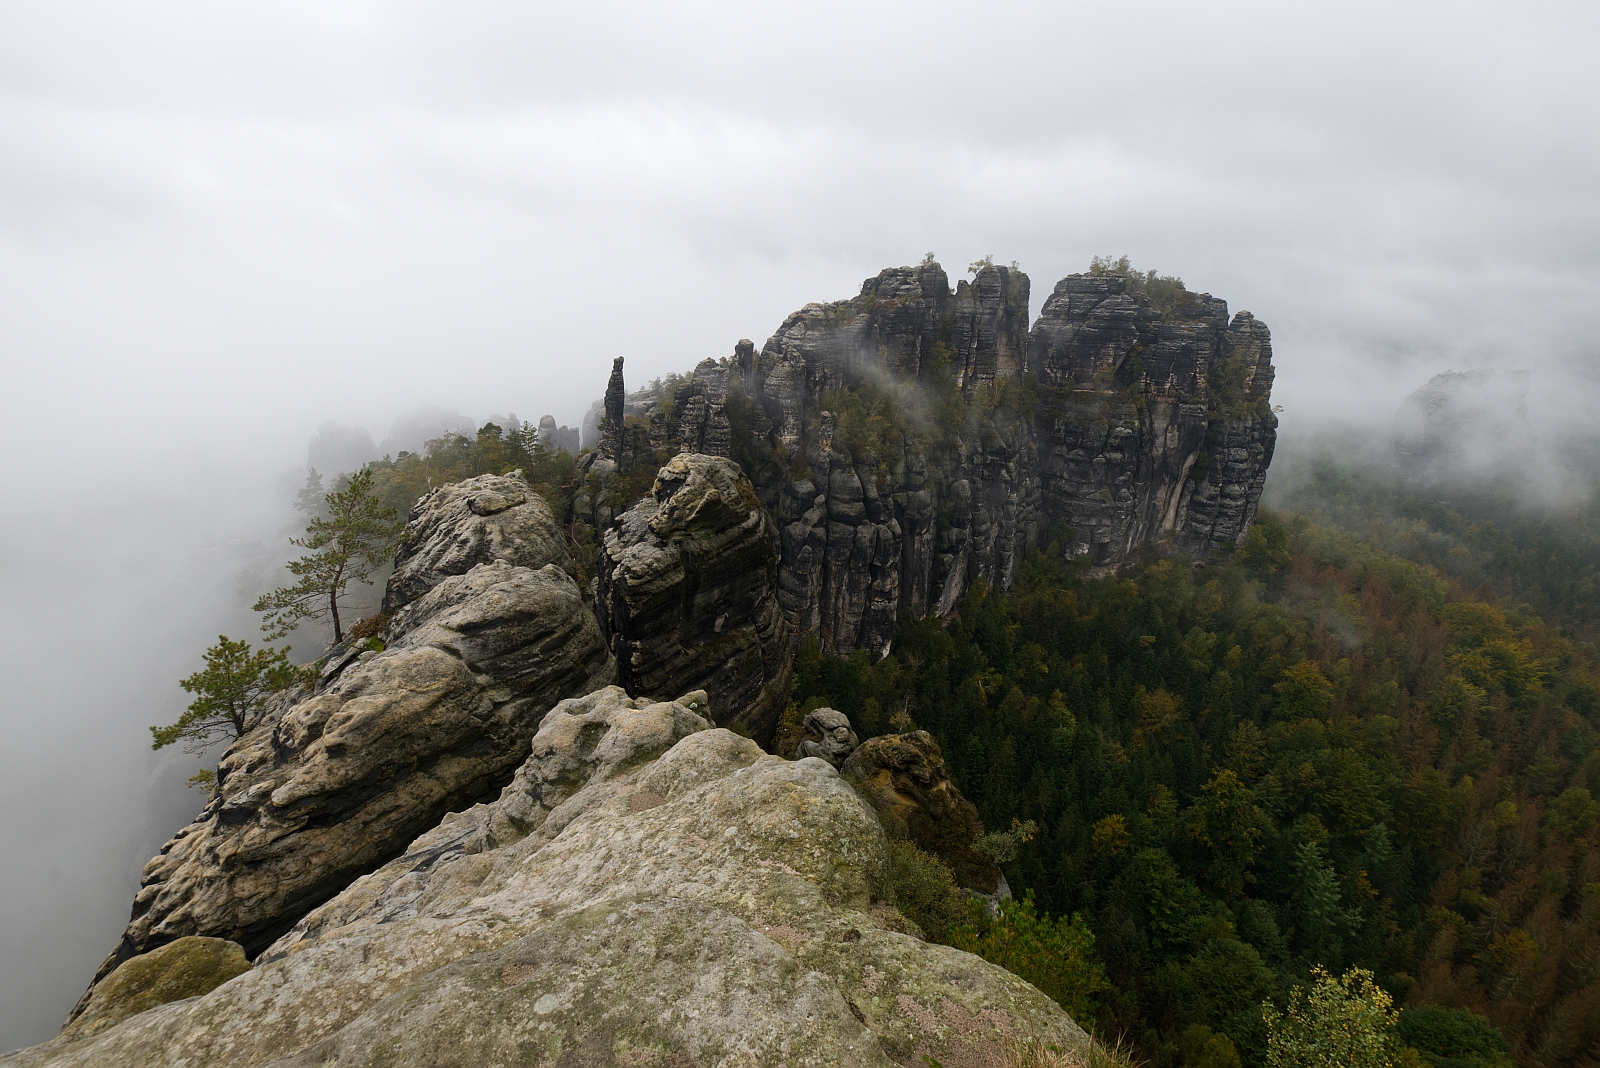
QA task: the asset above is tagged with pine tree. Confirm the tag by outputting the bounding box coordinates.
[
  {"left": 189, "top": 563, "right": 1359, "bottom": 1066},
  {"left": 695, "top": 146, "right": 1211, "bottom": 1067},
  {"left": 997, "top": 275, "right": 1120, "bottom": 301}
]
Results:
[
  {"left": 254, "top": 468, "right": 404, "bottom": 644},
  {"left": 151, "top": 636, "right": 300, "bottom": 753}
]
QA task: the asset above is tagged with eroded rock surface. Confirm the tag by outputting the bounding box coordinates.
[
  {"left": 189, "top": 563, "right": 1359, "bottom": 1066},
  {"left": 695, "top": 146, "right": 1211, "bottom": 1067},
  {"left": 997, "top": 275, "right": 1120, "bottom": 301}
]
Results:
[
  {"left": 597, "top": 453, "right": 791, "bottom": 741},
  {"left": 72, "top": 479, "right": 612, "bottom": 1018},
  {"left": 842, "top": 731, "right": 1003, "bottom": 895},
  {"left": 12, "top": 688, "right": 1086, "bottom": 1068},
  {"left": 381, "top": 471, "right": 573, "bottom": 615}
]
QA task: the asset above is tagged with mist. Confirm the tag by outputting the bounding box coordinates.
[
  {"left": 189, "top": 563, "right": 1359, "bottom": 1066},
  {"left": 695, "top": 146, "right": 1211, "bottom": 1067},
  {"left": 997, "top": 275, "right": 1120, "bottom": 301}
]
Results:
[{"left": 4, "top": 0, "right": 1600, "bottom": 1050}]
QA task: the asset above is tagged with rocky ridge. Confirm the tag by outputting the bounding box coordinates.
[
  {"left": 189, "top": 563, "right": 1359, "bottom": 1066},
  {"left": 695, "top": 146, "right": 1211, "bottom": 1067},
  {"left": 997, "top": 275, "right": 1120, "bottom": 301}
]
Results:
[
  {"left": 70, "top": 472, "right": 615, "bottom": 1014},
  {"left": 589, "top": 260, "right": 1277, "bottom": 658},
  {"left": 14, "top": 688, "right": 1088, "bottom": 1068}
]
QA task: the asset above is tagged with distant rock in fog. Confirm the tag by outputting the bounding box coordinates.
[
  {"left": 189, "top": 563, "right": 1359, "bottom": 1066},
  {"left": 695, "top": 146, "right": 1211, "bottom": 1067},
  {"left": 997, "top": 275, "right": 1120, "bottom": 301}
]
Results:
[
  {"left": 305, "top": 422, "right": 377, "bottom": 478},
  {"left": 1394, "top": 369, "right": 1537, "bottom": 484},
  {"left": 536, "top": 414, "right": 580, "bottom": 455},
  {"left": 377, "top": 406, "right": 475, "bottom": 458}
]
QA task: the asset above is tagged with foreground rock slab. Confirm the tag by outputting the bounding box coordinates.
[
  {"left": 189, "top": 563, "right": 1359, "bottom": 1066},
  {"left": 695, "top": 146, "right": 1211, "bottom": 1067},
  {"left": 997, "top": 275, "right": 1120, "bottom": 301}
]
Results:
[{"left": 11, "top": 687, "right": 1087, "bottom": 1068}]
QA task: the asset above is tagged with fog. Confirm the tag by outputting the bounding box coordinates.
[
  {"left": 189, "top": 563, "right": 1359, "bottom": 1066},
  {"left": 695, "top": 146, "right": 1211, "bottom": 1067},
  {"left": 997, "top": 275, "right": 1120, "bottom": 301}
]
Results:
[{"left": 3, "top": 1, "right": 1599, "bottom": 1049}]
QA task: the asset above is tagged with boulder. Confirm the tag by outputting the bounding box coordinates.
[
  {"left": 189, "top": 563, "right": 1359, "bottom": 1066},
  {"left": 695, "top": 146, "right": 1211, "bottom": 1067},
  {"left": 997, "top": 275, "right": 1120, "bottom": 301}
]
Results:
[
  {"left": 796, "top": 707, "right": 859, "bottom": 767},
  {"left": 11, "top": 687, "right": 1086, "bottom": 1068},
  {"left": 597, "top": 453, "right": 792, "bottom": 741},
  {"left": 381, "top": 471, "right": 572, "bottom": 615},
  {"left": 842, "top": 731, "right": 1004, "bottom": 894},
  {"left": 70, "top": 481, "right": 613, "bottom": 1023}
]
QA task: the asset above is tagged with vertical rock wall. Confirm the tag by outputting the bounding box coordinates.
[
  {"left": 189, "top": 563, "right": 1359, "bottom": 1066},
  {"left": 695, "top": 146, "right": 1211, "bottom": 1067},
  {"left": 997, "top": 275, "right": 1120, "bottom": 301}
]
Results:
[
  {"left": 595, "top": 453, "right": 791, "bottom": 740},
  {"left": 589, "top": 259, "right": 1277, "bottom": 660}
]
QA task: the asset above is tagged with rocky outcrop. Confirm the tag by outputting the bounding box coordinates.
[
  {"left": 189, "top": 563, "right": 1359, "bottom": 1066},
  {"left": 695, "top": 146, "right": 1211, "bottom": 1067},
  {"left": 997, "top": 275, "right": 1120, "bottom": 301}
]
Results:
[
  {"left": 600, "top": 355, "right": 626, "bottom": 459},
  {"left": 843, "top": 731, "right": 1003, "bottom": 895},
  {"left": 381, "top": 471, "right": 574, "bottom": 615},
  {"left": 73, "top": 474, "right": 613, "bottom": 1016},
  {"left": 1393, "top": 369, "right": 1536, "bottom": 483},
  {"left": 1028, "top": 276, "right": 1277, "bottom": 563},
  {"left": 535, "top": 414, "right": 580, "bottom": 456},
  {"left": 11, "top": 686, "right": 1086, "bottom": 1068},
  {"left": 797, "top": 707, "right": 859, "bottom": 767},
  {"left": 585, "top": 260, "right": 1276, "bottom": 659},
  {"left": 597, "top": 453, "right": 791, "bottom": 740}
]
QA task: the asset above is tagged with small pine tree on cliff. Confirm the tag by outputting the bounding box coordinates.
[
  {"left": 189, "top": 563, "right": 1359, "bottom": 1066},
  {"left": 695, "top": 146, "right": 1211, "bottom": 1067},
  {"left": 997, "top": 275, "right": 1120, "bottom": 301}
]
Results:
[
  {"left": 254, "top": 468, "right": 404, "bottom": 644},
  {"left": 151, "top": 635, "right": 300, "bottom": 753}
]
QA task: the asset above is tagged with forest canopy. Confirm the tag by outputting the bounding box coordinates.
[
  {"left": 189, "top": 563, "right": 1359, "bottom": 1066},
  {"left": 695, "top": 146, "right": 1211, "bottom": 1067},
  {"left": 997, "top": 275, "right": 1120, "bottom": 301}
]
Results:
[{"left": 790, "top": 471, "right": 1600, "bottom": 1068}]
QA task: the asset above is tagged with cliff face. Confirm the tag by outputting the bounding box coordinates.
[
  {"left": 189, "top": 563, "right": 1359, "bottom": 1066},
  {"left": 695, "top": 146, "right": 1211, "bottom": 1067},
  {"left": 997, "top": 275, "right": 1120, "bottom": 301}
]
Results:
[
  {"left": 600, "top": 261, "right": 1277, "bottom": 658},
  {"left": 15, "top": 686, "right": 1087, "bottom": 1068}
]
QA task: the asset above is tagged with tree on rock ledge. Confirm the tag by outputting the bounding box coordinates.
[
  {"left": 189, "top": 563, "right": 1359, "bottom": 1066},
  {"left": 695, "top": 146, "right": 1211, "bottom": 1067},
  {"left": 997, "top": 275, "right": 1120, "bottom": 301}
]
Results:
[
  {"left": 152, "top": 636, "right": 299, "bottom": 755},
  {"left": 254, "top": 468, "right": 403, "bottom": 644}
]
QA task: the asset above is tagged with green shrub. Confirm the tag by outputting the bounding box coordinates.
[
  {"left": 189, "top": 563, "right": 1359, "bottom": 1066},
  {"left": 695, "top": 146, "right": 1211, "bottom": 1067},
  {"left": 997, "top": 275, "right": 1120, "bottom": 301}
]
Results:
[
  {"left": 888, "top": 839, "right": 972, "bottom": 944},
  {"left": 950, "top": 891, "right": 1108, "bottom": 1022}
]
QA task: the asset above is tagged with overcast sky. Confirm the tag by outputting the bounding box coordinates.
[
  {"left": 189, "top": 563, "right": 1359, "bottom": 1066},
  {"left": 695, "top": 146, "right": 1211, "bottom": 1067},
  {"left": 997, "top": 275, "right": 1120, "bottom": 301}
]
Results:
[{"left": 3, "top": 0, "right": 1599, "bottom": 1050}]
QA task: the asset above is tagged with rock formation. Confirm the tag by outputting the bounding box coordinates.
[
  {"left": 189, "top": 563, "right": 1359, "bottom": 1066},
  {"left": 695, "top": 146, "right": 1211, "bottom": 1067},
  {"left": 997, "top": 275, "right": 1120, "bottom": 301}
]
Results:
[
  {"left": 585, "top": 259, "right": 1277, "bottom": 659},
  {"left": 12, "top": 686, "right": 1088, "bottom": 1068},
  {"left": 59, "top": 937, "right": 250, "bottom": 1043},
  {"left": 72, "top": 471, "right": 613, "bottom": 1015},
  {"left": 535, "top": 414, "right": 580, "bottom": 456},
  {"left": 600, "top": 355, "right": 626, "bottom": 459},
  {"left": 843, "top": 731, "right": 1004, "bottom": 895},
  {"left": 381, "top": 471, "right": 574, "bottom": 615},
  {"left": 797, "top": 707, "right": 859, "bottom": 767},
  {"left": 597, "top": 453, "right": 791, "bottom": 740},
  {"left": 1393, "top": 369, "right": 1536, "bottom": 483}
]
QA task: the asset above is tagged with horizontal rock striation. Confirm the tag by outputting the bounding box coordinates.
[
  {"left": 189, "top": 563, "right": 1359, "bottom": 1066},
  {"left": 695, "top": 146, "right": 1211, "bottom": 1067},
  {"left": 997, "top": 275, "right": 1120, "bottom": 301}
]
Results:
[
  {"left": 13, "top": 686, "right": 1087, "bottom": 1068},
  {"left": 72, "top": 472, "right": 612, "bottom": 1018},
  {"left": 596, "top": 453, "right": 791, "bottom": 740},
  {"left": 1027, "top": 273, "right": 1277, "bottom": 562},
  {"left": 591, "top": 260, "right": 1276, "bottom": 658}
]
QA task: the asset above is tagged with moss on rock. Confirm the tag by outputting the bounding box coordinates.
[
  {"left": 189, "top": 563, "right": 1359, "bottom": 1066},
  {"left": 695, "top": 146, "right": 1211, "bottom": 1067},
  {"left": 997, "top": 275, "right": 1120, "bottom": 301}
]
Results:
[{"left": 62, "top": 936, "right": 250, "bottom": 1040}]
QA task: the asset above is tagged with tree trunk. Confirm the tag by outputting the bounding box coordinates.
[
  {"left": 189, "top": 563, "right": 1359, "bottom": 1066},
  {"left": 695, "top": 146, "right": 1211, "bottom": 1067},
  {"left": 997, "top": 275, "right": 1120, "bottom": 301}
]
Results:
[{"left": 330, "top": 585, "right": 342, "bottom": 643}]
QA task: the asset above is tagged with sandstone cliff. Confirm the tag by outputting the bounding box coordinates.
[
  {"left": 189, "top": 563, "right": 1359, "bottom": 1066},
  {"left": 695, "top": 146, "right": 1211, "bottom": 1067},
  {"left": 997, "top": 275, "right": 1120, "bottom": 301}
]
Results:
[
  {"left": 13, "top": 687, "right": 1088, "bottom": 1068},
  {"left": 591, "top": 260, "right": 1277, "bottom": 658},
  {"left": 71, "top": 472, "right": 614, "bottom": 1016}
]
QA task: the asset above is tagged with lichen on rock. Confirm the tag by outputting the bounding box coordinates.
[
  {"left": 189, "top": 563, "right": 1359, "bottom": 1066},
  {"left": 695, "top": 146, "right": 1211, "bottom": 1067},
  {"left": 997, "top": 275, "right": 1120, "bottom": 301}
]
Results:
[
  {"left": 843, "top": 730, "right": 1004, "bottom": 895},
  {"left": 59, "top": 937, "right": 249, "bottom": 1042}
]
